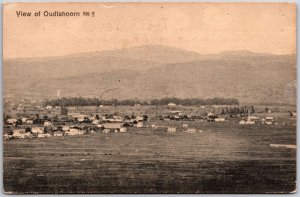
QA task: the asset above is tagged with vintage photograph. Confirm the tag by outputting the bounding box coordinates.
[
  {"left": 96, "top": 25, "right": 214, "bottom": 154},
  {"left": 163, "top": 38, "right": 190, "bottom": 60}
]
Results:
[{"left": 3, "top": 2, "right": 296, "bottom": 194}]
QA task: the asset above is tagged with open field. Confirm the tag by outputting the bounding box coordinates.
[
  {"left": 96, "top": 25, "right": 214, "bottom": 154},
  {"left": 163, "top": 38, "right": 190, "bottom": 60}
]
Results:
[{"left": 3, "top": 122, "right": 296, "bottom": 194}]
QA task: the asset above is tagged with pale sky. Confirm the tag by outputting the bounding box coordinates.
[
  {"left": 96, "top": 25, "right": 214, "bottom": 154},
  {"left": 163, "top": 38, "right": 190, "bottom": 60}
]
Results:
[{"left": 4, "top": 2, "right": 296, "bottom": 58}]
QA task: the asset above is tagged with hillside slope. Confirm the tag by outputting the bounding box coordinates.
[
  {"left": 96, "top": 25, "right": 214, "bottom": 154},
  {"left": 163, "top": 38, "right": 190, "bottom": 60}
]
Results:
[{"left": 4, "top": 45, "right": 296, "bottom": 104}]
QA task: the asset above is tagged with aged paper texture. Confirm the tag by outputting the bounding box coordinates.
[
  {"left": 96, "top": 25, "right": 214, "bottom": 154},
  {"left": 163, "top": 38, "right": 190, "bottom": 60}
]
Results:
[{"left": 3, "top": 2, "right": 296, "bottom": 194}]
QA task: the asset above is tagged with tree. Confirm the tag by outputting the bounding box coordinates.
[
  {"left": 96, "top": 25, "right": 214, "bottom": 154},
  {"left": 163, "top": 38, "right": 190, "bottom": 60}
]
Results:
[
  {"left": 3, "top": 114, "right": 11, "bottom": 123},
  {"left": 16, "top": 119, "right": 22, "bottom": 126},
  {"left": 221, "top": 108, "right": 225, "bottom": 114},
  {"left": 265, "top": 107, "right": 269, "bottom": 113},
  {"left": 250, "top": 106, "right": 255, "bottom": 113},
  {"left": 61, "top": 107, "right": 68, "bottom": 116},
  {"left": 33, "top": 118, "right": 43, "bottom": 125},
  {"left": 45, "top": 96, "right": 240, "bottom": 107},
  {"left": 143, "top": 115, "right": 149, "bottom": 121},
  {"left": 25, "top": 127, "right": 31, "bottom": 133}
]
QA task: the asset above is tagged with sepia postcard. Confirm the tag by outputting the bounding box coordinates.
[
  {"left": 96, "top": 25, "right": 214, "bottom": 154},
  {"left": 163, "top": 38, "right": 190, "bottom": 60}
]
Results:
[{"left": 3, "top": 2, "right": 296, "bottom": 194}]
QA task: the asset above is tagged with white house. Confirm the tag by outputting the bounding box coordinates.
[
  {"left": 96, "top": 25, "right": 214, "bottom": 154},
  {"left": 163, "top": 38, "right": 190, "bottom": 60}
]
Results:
[
  {"left": 248, "top": 116, "right": 259, "bottom": 121},
  {"left": 62, "top": 125, "right": 70, "bottom": 132},
  {"left": 119, "top": 127, "right": 128, "bottom": 133},
  {"left": 245, "top": 120, "right": 255, "bottom": 125},
  {"left": 12, "top": 129, "right": 25, "bottom": 134},
  {"left": 68, "top": 112, "right": 80, "bottom": 118},
  {"left": 78, "top": 130, "right": 85, "bottom": 135},
  {"left": 65, "top": 129, "right": 84, "bottom": 136},
  {"left": 12, "top": 129, "right": 32, "bottom": 139},
  {"left": 73, "top": 114, "right": 88, "bottom": 122},
  {"left": 25, "top": 119, "right": 33, "bottom": 125},
  {"left": 207, "top": 112, "right": 215, "bottom": 117},
  {"left": 136, "top": 116, "right": 144, "bottom": 122},
  {"left": 182, "top": 124, "right": 188, "bottom": 129},
  {"left": 3, "top": 134, "right": 12, "bottom": 140},
  {"left": 44, "top": 121, "right": 52, "bottom": 126},
  {"left": 89, "top": 117, "right": 96, "bottom": 121},
  {"left": 168, "top": 103, "right": 177, "bottom": 107},
  {"left": 92, "top": 120, "right": 100, "bottom": 125},
  {"left": 45, "top": 105, "right": 53, "bottom": 110},
  {"left": 31, "top": 127, "right": 44, "bottom": 134},
  {"left": 113, "top": 115, "right": 124, "bottom": 122},
  {"left": 102, "top": 129, "right": 110, "bottom": 133},
  {"left": 103, "top": 123, "right": 123, "bottom": 129},
  {"left": 89, "top": 130, "right": 95, "bottom": 134},
  {"left": 266, "top": 117, "right": 274, "bottom": 121},
  {"left": 264, "top": 117, "right": 274, "bottom": 125},
  {"left": 7, "top": 118, "right": 17, "bottom": 125},
  {"left": 77, "top": 117, "right": 85, "bottom": 122},
  {"left": 53, "top": 131, "right": 64, "bottom": 137},
  {"left": 239, "top": 120, "right": 246, "bottom": 125},
  {"left": 38, "top": 133, "right": 51, "bottom": 138},
  {"left": 185, "top": 128, "right": 197, "bottom": 133},
  {"left": 167, "top": 127, "right": 176, "bottom": 133},
  {"left": 136, "top": 122, "right": 144, "bottom": 128}
]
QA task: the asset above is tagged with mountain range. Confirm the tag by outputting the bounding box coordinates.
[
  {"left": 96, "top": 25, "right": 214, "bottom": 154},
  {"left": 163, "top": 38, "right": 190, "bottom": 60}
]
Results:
[{"left": 4, "top": 45, "right": 296, "bottom": 104}]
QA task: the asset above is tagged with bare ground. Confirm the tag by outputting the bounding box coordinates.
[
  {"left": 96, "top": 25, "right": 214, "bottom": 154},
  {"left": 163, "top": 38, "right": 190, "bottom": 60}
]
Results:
[{"left": 3, "top": 122, "right": 296, "bottom": 194}]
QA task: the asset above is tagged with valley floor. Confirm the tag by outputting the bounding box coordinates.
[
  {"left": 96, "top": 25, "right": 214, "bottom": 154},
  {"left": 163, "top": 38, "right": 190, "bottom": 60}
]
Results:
[{"left": 3, "top": 123, "right": 296, "bottom": 194}]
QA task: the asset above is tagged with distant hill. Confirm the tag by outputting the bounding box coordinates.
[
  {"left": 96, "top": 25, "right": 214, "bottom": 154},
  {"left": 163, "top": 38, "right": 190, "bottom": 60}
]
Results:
[
  {"left": 97, "top": 45, "right": 205, "bottom": 63},
  {"left": 4, "top": 45, "right": 204, "bottom": 79},
  {"left": 4, "top": 45, "right": 296, "bottom": 104}
]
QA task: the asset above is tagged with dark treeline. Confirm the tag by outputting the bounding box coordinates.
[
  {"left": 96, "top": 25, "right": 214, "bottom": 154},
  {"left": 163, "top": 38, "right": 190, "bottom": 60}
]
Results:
[
  {"left": 44, "top": 97, "right": 239, "bottom": 107},
  {"left": 221, "top": 106, "right": 255, "bottom": 114},
  {"left": 150, "top": 97, "right": 239, "bottom": 106}
]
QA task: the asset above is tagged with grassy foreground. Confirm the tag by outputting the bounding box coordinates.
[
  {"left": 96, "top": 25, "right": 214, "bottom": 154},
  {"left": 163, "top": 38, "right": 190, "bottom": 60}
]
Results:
[{"left": 3, "top": 122, "right": 296, "bottom": 194}]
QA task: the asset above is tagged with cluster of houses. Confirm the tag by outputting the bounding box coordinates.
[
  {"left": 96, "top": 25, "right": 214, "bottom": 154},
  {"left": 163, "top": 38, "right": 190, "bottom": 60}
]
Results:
[
  {"left": 158, "top": 111, "right": 228, "bottom": 123},
  {"left": 158, "top": 111, "right": 227, "bottom": 122},
  {"left": 152, "top": 123, "right": 203, "bottom": 134},
  {"left": 238, "top": 115, "right": 295, "bottom": 125},
  {"left": 159, "top": 110, "right": 296, "bottom": 126},
  {"left": 4, "top": 106, "right": 210, "bottom": 140},
  {"left": 239, "top": 116, "right": 259, "bottom": 125},
  {"left": 3, "top": 100, "right": 296, "bottom": 140},
  {"left": 3, "top": 111, "right": 150, "bottom": 140}
]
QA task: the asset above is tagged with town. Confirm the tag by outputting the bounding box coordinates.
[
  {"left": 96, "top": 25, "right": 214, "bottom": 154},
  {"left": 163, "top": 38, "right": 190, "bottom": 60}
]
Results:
[{"left": 3, "top": 97, "right": 296, "bottom": 140}]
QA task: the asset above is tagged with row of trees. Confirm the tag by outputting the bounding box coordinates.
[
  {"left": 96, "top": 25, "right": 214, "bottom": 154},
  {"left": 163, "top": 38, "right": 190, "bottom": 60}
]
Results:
[
  {"left": 150, "top": 97, "right": 239, "bottom": 106},
  {"left": 44, "top": 97, "right": 239, "bottom": 107},
  {"left": 221, "top": 106, "right": 255, "bottom": 115}
]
